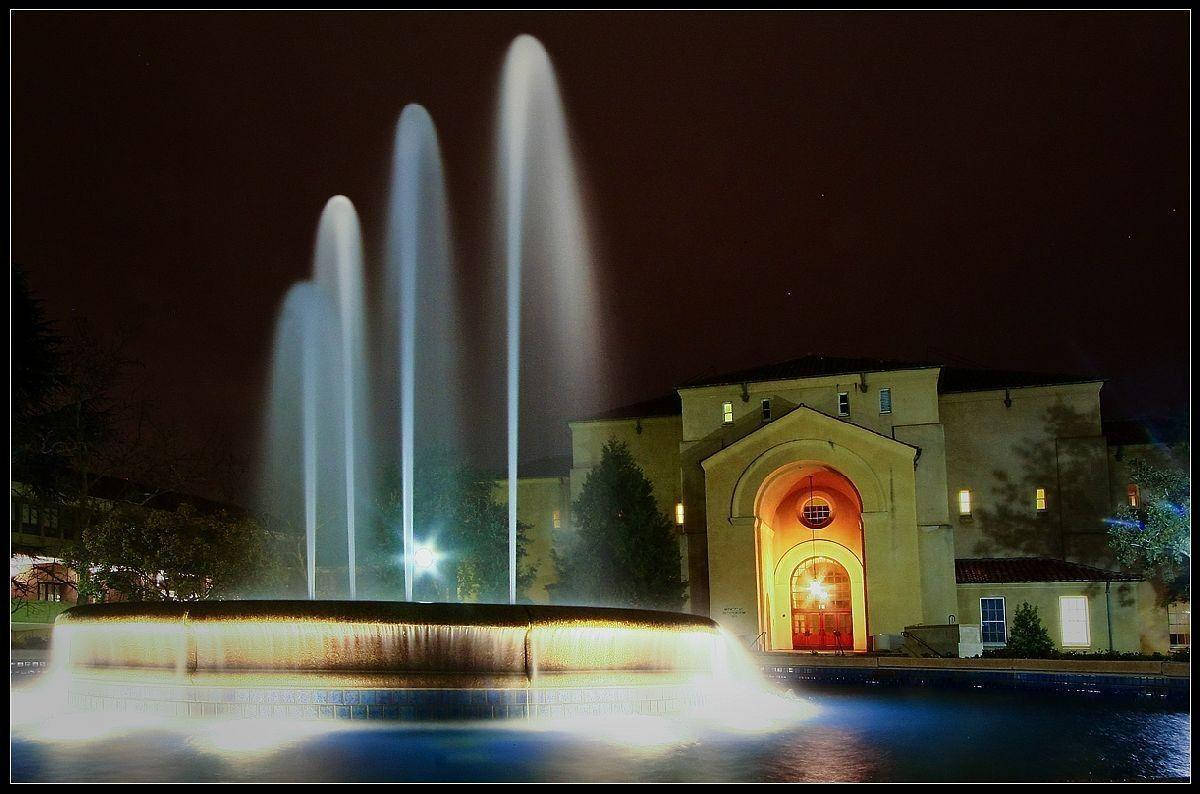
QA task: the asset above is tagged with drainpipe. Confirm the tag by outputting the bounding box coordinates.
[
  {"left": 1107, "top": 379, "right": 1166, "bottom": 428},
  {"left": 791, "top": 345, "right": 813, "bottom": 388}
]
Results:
[{"left": 1105, "top": 581, "right": 1114, "bottom": 652}]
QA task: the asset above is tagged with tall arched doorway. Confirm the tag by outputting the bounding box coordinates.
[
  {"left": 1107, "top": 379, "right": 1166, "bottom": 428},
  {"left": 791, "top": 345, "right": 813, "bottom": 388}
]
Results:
[{"left": 789, "top": 556, "right": 852, "bottom": 650}]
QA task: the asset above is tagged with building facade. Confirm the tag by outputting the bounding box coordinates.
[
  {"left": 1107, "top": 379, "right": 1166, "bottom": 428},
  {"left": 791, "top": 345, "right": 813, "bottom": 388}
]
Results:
[{"left": 519, "top": 355, "right": 1188, "bottom": 655}]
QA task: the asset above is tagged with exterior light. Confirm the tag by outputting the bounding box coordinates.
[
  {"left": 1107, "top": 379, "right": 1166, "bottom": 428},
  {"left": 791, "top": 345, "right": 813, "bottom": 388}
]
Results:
[
  {"left": 675, "top": 501, "right": 685, "bottom": 527},
  {"left": 414, "top": 546, "right": 435, "bottom": 571},
  {"left": 807, "top": 579, "right": 829, "bottom": 602}
]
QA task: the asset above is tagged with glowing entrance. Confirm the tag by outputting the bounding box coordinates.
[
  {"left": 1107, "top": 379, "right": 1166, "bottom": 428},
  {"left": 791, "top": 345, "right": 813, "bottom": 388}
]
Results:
[{"left": 790, "top": 556, "right": 852, "bottom": 650}]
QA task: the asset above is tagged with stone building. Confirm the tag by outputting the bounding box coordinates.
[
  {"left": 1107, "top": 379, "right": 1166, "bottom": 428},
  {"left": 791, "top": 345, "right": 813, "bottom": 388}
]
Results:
[{"left": 513, "top": 355, "right": 1188, "bottom": 655}]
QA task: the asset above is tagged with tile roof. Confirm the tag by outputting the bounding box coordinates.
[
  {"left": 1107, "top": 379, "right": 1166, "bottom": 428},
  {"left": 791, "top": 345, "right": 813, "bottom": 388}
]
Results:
[{"left": 955, "top": 557, "right": 1141, "bottom": 584}]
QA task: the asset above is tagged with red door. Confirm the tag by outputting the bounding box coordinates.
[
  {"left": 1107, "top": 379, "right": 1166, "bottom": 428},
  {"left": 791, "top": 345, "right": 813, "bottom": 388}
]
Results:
[{"left": 791, "top": 557, "right": 853, "bottom": 650}]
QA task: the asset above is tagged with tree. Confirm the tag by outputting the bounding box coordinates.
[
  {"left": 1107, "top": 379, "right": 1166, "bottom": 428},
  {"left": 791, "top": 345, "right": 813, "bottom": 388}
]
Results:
[
  {"left": 1007, "top": 601, "right": 1055, "bottom": 658},
  {"left": 1107, "top": 458, "right": 1190, "bottom": 605},
  {"left": 68, "top": 502, "right": 293, "bottom": 602},
  {"left": 553, "top": 439, "right": 684, "bottom": 610},
  {"left": 365, "top": 456, "right": 536, "bottom": 603}
]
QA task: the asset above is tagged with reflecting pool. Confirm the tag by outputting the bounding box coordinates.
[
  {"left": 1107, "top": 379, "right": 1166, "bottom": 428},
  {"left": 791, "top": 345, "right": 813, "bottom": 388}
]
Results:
[{"left": 11, "top": 683, "right": 1189, "bottom": 782}]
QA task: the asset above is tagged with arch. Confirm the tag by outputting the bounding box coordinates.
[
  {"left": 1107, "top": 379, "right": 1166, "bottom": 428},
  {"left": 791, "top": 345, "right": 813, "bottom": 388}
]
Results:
[
  {"left": 769, "top": 539, "right": 867, "bottom": 651},
  {"left": 731, "top": 439, "right": 888, "bottom": 522}
]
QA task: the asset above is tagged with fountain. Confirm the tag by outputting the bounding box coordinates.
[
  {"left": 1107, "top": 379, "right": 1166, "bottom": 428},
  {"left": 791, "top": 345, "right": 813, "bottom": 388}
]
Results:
[{"left": 48, "top": 35, "right": 751, "bottom": 723}]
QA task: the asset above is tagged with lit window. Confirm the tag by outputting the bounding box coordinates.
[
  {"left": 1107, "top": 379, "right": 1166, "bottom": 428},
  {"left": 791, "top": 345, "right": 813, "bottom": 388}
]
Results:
[
  {"left": 37, "top": 582, "right": 61, "bottom": 602},
  {"left": 879, "top": 387, "right": 892, "bottom": 415},
  {"left": 675, "top": 501, "right": 685, "bottom": 527},
  {"left": 1127, "top": 484, "right": 1140, "bottom": 508},
  {"left": 1059, "top": 596, "right": 1090, "bottom": 646},
  {"left": 1168, "top": 603, "right": 1190, "bottom": 649},
  {"left": 980, "top": 597, "right": 1006, "bottom": 644},
  {"left": 551, "top": 510, "right": 561, "bottom": 529},
  {"left": 958, "top": 489, "right": 972, "bottom": 516},
  {"left": 837, "top": 391, "right": 850, "bottom": 417},
  {"left": 1035, "top": 488, "right": 1047, "bottom": 512},
  {"left": 761, "top": 399, "right": 771, "bottom": 422},
  {"left": 800, "top": 497, "right": 833, "bottom": 529},
  {"left": 722, "top": 401, "right": 733, "bottom": 424}
]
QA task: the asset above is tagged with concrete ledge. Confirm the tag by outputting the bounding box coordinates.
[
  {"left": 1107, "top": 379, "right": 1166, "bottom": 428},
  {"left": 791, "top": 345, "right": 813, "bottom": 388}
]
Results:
[{"left": 760, "top": 652, "right": 1188, "bottom": 678}]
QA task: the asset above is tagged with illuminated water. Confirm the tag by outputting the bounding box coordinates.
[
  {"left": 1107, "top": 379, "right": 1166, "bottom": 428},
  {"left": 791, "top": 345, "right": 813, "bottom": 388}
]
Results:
[{"left": 11, "top": 683, "right": 1189, "bottom": 782}]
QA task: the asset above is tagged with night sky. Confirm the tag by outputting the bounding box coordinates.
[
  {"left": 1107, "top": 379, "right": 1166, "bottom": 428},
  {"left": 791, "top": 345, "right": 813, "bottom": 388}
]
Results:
[{"left": 12, "top": 12, "right": 1190, "bottom": 501}]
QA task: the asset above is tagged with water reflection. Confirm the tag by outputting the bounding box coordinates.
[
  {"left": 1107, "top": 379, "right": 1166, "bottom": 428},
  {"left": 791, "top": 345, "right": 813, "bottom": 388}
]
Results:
[{"left": 11, "top": 682, "right": 1190, "bottom": 782}]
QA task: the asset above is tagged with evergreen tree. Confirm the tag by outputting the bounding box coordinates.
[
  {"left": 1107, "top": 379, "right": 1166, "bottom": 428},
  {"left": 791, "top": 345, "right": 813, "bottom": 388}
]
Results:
[
  {"left": 1107, "top": 457, "right": 1190, "bottom": 604},
  {"left": 553, "top": 439, "right": 684, "bottom": 610},
  {"left": 1007, "top": 601, "right": 1055, "bottom": 658}
]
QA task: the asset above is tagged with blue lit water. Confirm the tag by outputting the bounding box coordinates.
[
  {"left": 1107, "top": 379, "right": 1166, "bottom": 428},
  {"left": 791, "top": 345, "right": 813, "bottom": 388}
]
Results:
[{"left": 11, "top": 684, "right": 1189, "bottom": 782}]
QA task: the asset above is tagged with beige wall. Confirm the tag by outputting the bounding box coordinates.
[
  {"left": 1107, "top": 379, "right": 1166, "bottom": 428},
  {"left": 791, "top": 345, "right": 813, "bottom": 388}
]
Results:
[
  {"left": 956, "top": 580, "right": 1170, "bottom": 654},
  {"left": 940, "top": 382, "right": 1108, "bottom": 563},
  {"left": 493, "top": 475, "right": 569, "bottom": 604}
]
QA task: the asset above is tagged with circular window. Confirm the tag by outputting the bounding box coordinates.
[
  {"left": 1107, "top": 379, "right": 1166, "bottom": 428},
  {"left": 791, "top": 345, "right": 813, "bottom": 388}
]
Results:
[{"left": 800, "top": 497, "right": 834, "bottom": 529}]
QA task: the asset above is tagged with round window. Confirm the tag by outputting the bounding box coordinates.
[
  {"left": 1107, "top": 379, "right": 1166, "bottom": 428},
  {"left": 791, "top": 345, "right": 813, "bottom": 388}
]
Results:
[{"left": 800, "top": 496, "right": 834, "bottom": 529}]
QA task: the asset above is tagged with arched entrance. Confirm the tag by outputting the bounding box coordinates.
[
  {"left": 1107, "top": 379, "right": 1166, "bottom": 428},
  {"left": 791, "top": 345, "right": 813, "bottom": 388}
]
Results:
[{"left": 790, "top": 556, "right": 852, "bottom": 650}]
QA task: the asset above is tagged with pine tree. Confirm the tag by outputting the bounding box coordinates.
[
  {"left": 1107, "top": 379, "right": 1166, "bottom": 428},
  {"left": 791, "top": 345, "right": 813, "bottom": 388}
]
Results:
[
  {"left": 1007, "top": 601, "right": 1055, "bottom": 658},
  {"left": 553, "top": 439, "right": 684, "bottom": 610}
]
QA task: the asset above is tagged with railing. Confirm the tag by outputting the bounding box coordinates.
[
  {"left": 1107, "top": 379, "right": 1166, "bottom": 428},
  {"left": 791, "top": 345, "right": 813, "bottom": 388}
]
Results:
[{"left": 901, "top": 630, "right": 948, "bottom": 658}]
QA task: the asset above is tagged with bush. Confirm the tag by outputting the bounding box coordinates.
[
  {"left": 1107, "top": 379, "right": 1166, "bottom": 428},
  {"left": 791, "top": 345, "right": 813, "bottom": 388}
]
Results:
[{"left": 1005, "top": 602, "right": 1055, "bottom": 658}]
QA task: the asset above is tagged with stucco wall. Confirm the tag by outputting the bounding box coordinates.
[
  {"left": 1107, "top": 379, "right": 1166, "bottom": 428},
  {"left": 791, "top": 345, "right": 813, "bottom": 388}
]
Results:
[
  {"left": 494, "top": 476, "right": 569, "bottom": 604},
  {"left": 956, "top": 580, "right": 1169, "bottom": 654}
]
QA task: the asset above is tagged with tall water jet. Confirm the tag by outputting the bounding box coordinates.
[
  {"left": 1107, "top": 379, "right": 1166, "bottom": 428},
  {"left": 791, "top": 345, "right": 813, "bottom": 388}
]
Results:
[
  {"left": 385, "top": 105, "right": 454, "bottom": 601},
  {"left": 313, "top": 196, "right": 370, "bottom": 599},
  {"left": 261, "top": 281, "right": 338, "bottom": 599},
  {"left": 498, "top": 34, "right": 605, "bottom": 603}
]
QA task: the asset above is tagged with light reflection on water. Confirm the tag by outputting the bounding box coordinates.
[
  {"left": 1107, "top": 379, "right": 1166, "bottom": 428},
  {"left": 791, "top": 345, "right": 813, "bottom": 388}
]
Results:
[{"left": 10, "top": 682, "right": 1190, "bottom": 782}]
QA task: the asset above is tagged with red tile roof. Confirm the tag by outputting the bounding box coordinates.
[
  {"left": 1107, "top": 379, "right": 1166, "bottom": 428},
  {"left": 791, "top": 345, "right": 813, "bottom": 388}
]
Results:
[{"left": 955, "top": 557, "right": 1141, "bottom": 584}]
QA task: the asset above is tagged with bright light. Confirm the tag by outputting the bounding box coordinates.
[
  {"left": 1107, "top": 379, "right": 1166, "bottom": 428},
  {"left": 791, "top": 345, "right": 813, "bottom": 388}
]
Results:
[
  {"left": 675, "top": 501, "right": 685, "bottom": 526},
  {"left": 806, "top": 579, "right": 828, "bottom": 602},
  {"left": 414, "top": 546, "right": 435, "bottom": 571}
]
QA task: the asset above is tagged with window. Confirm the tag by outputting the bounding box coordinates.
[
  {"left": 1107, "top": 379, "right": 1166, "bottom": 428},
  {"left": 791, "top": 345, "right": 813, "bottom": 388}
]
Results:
[
  {"left": 1167, "top": 603, "right": 1190, "bottom": 649},
  {"left": 980, "top": 597, "right": 1006, "bottom": 644},
  {"left": 1059, "top": 596, "right": 1090, "bottom": 646},
  {"left": 879, "top": 387, "right": 892, "bottom": 415},
  {"left": 800, "top": 497, "right": 834, "bottom": 529},
  {"left": 551, "top": 510, "right": 562, "bottom": 529},
  {"left": 837, "top": 391, "right": 850, "bottom": 417},
  {"left": 761, "top": 399, "right": 771, "bottom": 422},
  {"left": 1127, "top": 484, "right": 1140, "bottom": 508},
  {"left": 722, "top": 401, "right": 734, "bottom": 424},
  {"left": 675, "top": 501, "right": 685, "bottom": 527},
  {"left": 36, "top": 582, "right": 61, "bottom": 602},
  {"left": 1035, "top": 488, "right": 1047, "bottom": 512},
  {"left": 958, "top": 489, "right": 972, "bottom": 516}
]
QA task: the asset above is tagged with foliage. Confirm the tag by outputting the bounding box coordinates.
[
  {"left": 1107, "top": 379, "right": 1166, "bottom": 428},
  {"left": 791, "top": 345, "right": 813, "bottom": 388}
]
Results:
[
  {"left": 67, "top": 503, "right": 291, "bottom": 602},
  {"left": 553, "top": 439, "right": 684, "bottom": 610},
  {"left": 1107, "top": 457, "right": 1190, "bottom": 604},
  {"left": 983, "top": 647, "right": 1188, "bottom": 663},
  {"left": 1005, "top": 601, "right": 1055, "bottom": 658},
  {"left": 366, "top": 456, "right": 536, "bottom": 603}
]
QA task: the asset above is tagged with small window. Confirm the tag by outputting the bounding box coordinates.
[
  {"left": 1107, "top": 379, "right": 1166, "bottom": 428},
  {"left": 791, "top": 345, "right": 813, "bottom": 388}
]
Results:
[
  {"left": 551, "top": 510, "right": 562, "bottom": 529},
  {"left": 675, "top": 501, "right": 685, "bottom": 527},
  {"left": 722, "top": 401, "right": 734, "bottom": 424},
  {"left": 879, "top": 387, "right": 892, "bottom": 415},
  {"left": 1167, "top": 603, "right": 1190, "bottom": 649},
  {"left": 36, "top": 582, "right": 61, "bottom": 602},
  {"left": 980, "top": 597, "right": 1006, "bottom": 644},
  {"left": 800, "top": 497, "right": 834, "bottom": 529},
  {"left": 837, "top": 391, "right": 850, "bottom": 417},
  {"left": 1127, "top": 484, "right": 1140, "bottom": 508},
  {"left": 1035, "top": 488, "right": 1047, "bottom": 512},
  {"left": 958, "top": 489, "right": 972, "bottom": 516},
  {"left": 1059, "top": 596, "right": 1090, "bottom": 646}
]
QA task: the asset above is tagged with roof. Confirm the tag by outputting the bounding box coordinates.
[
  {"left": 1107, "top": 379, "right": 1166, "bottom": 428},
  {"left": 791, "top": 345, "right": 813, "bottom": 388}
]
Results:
[
  {"left": 574, "top": 393, "right": 681, "bottom": 422},
  {"left": 681, "top": 354, "right": 938, "bottom": 389},
  {"left": 678, "top": 353, "right": 1099, "bottom": 394},
  {"left": 955, "top": 557, "right": 1141, "bottom": 584},
  {"left": 938, "top": 367, "right": 1103, "bottom": 393}
]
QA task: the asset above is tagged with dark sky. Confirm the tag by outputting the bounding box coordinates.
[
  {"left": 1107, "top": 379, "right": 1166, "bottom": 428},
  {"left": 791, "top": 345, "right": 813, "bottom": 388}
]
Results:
[{"left": 12, "top": 12, "right": 1190, "bottom": 500}]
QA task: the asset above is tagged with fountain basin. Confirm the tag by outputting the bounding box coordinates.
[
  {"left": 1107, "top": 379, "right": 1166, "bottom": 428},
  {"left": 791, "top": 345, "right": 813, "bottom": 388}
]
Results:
[{"left": 54, "top": 601, "right": 724, "bottom": 719}]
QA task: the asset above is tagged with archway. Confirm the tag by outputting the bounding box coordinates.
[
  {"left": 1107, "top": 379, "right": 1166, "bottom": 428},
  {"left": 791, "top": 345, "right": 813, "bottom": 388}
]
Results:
[{"left": 754, "top": 462, "right": 868, "bottom": 651}]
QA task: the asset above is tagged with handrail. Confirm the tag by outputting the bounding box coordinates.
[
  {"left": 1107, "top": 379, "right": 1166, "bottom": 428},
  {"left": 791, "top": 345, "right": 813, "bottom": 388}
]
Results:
[
  {"left": 901, "top": 630, "right": 948, "bottom": 658},
  {"left": 748, "top": 631, "right": 766, "bottom": 652}
]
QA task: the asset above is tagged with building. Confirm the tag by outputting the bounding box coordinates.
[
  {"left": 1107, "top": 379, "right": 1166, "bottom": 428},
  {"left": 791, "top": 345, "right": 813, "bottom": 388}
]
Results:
[{"left": 515, "top": 354, "right": 1188, "bottom": 655}]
